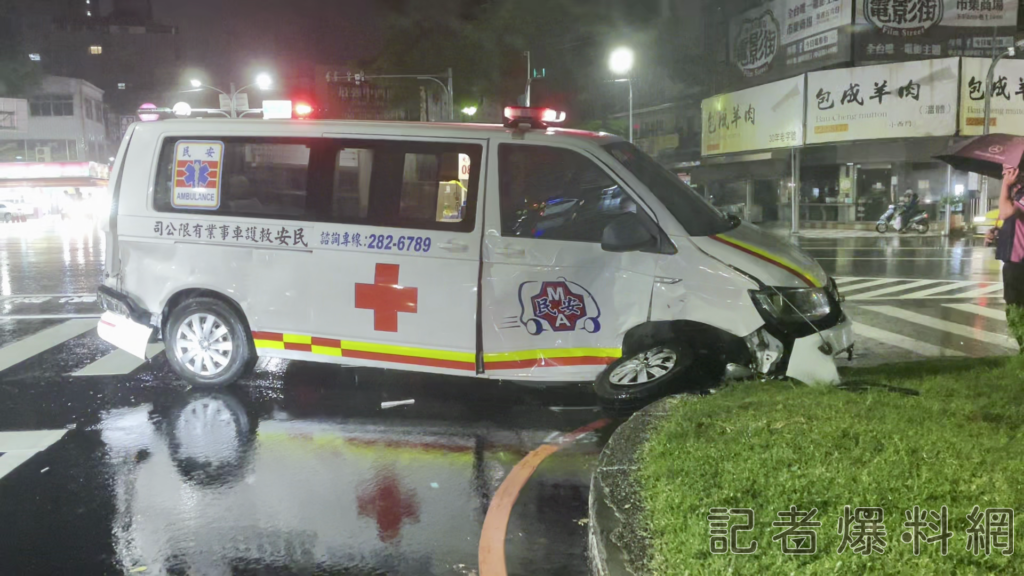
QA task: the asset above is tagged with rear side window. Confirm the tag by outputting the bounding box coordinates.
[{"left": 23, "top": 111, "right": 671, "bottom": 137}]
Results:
[
  {"left": 155, "top": 137, "right": 314, "bottom": 221},
  {"left": 498, "top": 144, "right": 636, "bottom": 242},
  {"left": 154, "top": 136, "right": 481, "bottom": 233}
]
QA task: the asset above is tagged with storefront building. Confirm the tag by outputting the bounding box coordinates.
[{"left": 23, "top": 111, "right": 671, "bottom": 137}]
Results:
[{"left": 694, "top": 0, "right": 1022, "bottom": 230}]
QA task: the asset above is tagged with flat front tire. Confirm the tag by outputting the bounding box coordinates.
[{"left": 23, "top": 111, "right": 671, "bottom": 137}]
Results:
[
  {"left": 594, "top": 342, "right": 692, "bottom": 415},
  {"left": 164, "top": 297, "right": 254, "bottom": 387}
]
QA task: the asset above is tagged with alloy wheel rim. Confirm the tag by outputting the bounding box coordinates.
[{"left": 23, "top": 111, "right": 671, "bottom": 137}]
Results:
[
  {"left": 175, "top": 313, "right": 233, "bottom": 376},
  {"left": 609, "top": 347, "right": 677, "bottom": 386}
]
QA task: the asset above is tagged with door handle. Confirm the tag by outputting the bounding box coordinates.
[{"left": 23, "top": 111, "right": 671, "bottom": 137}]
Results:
[
  {"left": 495, "top": 246, "right": 526, "bottom": 258},
  {"left": 437, "top": 240, "right": 469, "bottom": 253}
]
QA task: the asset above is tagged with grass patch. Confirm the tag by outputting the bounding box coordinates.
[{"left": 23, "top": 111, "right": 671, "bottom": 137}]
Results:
[{"left": 638, "top": 357, "right": 1024, "bottom": 575}]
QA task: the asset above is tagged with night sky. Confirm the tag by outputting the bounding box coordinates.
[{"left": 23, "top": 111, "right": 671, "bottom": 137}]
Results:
[{"left": 149, "top": 0, "right": 382, "bottom": 87}]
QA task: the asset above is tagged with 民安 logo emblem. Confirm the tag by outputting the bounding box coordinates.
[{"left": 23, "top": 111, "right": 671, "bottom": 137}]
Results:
[{"left": 517, "top": 279, "right": 601, "bottom": 335}]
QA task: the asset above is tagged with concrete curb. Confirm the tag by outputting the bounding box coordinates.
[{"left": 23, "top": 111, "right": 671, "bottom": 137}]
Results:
[{"left": 587, "top": 395, "right": 697, "bottom": 576}]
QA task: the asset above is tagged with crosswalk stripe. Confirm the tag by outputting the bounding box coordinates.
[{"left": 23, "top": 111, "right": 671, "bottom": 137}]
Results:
[
  {"left": 852, "top": 322, "right": 965, "bottom": 357},
  {"left": 834, "top": 277, "right": 861, "bottom": 284},
  {"left": 72, "top": 343, "right": 165, "bottom": 377},
  {"left": 943, "top": 303, "right": 1006, "bottom": 321},
  {"left": 838, "top": 279, "right": 901, "bottom": 292},
  {"left": 900, "top": 281, "right": 977, "bottom": 298},
  {"left": 847, "top": 279, "right": 940, "bottom": 300},
  {"left": 955, "top": 284, "right": 1004, "bottom": 298},
  {"left": 0, "top": 319, "right": 96, "bottom": 373},
  {"left": 864, "top": 306, "right": 1018, "bottom": 350},
  {"left": 0, "top": 430, "right": 68, "bottom": 481}
]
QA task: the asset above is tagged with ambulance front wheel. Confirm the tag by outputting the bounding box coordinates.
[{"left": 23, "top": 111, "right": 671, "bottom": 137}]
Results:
[
  {"left": 594, "top": 342, "right": 692, "bottom": 415},
  {"left": 164, "top": 297, "right": 256, "bottom": 387}
]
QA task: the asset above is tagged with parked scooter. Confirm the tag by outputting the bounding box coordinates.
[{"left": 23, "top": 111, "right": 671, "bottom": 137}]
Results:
[
  {"left": 893, "top": 211, "right": 930, "bottom": 234},
  {"left": 876, "top": 204, "right": 898, "bottom": 233}
]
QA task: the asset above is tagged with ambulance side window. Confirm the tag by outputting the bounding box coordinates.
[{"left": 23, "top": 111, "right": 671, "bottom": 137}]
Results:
[
  {"left": 498, "top": 144, "right": 636, "bottom": 242},
  {"left": 154, "top": 137, "right": 318, "bottom": 222}
]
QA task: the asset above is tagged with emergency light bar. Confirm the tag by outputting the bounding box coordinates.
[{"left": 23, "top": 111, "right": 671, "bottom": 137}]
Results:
[{"left": 503, "top": 106, "right": 566, "bottom": 129}]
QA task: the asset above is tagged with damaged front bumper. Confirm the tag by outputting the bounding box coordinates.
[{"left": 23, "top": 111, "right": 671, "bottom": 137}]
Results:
[{"left": 744, "top": 316, "right": 855, "bottom": 385}]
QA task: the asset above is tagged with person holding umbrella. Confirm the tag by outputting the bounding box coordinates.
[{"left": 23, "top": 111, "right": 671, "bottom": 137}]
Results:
[{"left": 938, "top": 135, "right": 1024, "bottom": 348}]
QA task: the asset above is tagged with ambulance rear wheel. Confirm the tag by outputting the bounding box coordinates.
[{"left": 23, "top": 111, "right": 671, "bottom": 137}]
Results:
[
  {"left": 164, "top": 297, "right": 254, "bottom": 387},
  {"left": 594, "top": 342, "right": 692, "bottom": 415}
]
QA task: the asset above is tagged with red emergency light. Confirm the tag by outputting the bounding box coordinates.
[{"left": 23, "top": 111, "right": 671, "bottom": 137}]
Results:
[
  {"left": 503, "top": 106, "right": 566, "bottom": 129},
  {"left": 294, "top": 102, "right": 313, "bottom": 117}
]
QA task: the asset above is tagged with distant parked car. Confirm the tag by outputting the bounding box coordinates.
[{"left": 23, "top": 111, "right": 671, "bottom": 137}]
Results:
[
  {"left": 0, "top": 203, "right": 31, "bottom": 222},
  {"left": 974, "top": 208, "right": 1000, "bottom": 237}
]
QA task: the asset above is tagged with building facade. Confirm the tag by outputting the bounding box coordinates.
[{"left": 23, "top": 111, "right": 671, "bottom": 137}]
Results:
[
  {"left": 693, "top": 0, "right": 1024, "bottom": 229},
  {"left": 0, "top": 76, "right": 109, "bottom": 163}
]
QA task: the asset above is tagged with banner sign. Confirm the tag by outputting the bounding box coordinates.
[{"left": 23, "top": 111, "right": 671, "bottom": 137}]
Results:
[
  {"left": 702, "top": 76, "right": 806, "bottom": 156},
  {"left": 806, "top": 57, "right": 959, "bottom": 144},
  {"left": 960, "top": 57, "right": 1024, "bottom": 136},
  {"left": 855, "top": 0, "right": 1019, "bottom": 62},
  {"left": 730, "top": 0, "right": 853, "bottom": 85}
]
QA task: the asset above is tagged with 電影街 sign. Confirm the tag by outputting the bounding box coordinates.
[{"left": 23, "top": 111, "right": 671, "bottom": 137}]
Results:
[
  {"left": 730, "top": 0, "right": 853, "bottom": 86},
  {"left": 855, "top": 0, "right": 1019, "bottom": 62}
]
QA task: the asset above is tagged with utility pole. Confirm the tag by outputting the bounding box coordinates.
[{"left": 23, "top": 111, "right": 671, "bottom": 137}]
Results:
[{"left": 525, "top": 51, "right": 531, "bottom": 106}]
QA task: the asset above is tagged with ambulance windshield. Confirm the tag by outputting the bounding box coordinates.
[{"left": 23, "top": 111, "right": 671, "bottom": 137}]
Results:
[{"left": 603, "top": 142, "right": 734, "bottom": 237}]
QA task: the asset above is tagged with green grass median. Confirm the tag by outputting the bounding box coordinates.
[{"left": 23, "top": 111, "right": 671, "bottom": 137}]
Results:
[{"left": 637, "top": 357, "right": 1024, "bottom": 575}]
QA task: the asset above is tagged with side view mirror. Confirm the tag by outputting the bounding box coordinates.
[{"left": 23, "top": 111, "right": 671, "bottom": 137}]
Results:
[{"left": 601, "top": 212, "right": 656, "bottom": 253}]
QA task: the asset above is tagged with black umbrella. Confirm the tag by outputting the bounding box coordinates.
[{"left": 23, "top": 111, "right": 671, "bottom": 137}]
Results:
[{"left": 935, "top": 134, "right": 1024, "bottom": 180}]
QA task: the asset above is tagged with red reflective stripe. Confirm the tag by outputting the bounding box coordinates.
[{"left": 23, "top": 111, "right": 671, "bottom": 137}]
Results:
[
  {"left": 485, "top": 356, "right": 615, "bottom": 371},
  {"left": 251, "top": 331, "right": 284, "bottom": 341},
  {"left": 99, "top": 320, "right": 116, "bottom": 328},
  {"left": 284, "top": 342, "right": 312, "bottom": 352},
  {"left": 311, "top": 336, "right": 342, "bottom": 348},
  {"left": 344, "top": 349, "right": 475, "bottom": 371}
]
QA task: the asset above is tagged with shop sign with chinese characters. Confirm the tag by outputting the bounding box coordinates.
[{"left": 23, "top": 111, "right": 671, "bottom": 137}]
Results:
[
  {"left": 960, "top": 57, "right": 1024, "bottom": 136},
  {"left": 855, "top": 0, "right": 1019, "bottom": 63},
  {"left": 730, "top": 0, "right": 852, "bottom": 85},
  {"left": 806, "top": 57, "right": 959, "bottom": 144},
  {"left": 702, "top": 75, "right": 805, "bottom": 156}
]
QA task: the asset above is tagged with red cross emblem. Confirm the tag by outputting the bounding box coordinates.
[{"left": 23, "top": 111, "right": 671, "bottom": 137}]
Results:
[{"left": 355, "top": 263, "right": 418, "bottom": 332}]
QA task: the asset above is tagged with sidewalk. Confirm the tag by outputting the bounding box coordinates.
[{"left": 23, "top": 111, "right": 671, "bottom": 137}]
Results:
[{"left": 757, "top": 221, "right": 944, "bottom": 239}]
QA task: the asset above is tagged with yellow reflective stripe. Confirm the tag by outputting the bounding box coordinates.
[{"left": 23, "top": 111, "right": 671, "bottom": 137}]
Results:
[
  {"left": 283, "top": 334, "right": 312, "bottom": 344},
  {"left": 255, "top": 340, "right": 285, "bottom": 350},
  {"left": 311, "top": 345, "right": 343, "bottom": 356},
  {"left": 341, "top": 340, "right": 476, "bottom": 363},
  {"left": 483, "top": 348, "right": 622, "bottom": 362},
  {"left": 715, "top": 234, "right": 823, "bottom": 288}
]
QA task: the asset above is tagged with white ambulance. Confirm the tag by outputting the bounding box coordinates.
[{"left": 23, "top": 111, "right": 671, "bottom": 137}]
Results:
[{"left": 97, "top": 107, "right": 853, "bottom": 411}]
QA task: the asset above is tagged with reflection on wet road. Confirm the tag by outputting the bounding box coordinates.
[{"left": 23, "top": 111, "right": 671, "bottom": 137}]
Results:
[{"left": 0, "top": 219, "right": 1017, "bottom": 574}]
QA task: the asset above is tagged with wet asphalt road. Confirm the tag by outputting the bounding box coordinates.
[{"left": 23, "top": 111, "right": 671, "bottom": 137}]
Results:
[{"left": 0, "top": 218, "right": 1014, "bottom": 575}]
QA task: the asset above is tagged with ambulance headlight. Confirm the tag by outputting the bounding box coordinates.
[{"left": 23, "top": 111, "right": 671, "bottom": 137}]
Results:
[{"left": 751, "top": 287, "right": 831, "bottom": 323}]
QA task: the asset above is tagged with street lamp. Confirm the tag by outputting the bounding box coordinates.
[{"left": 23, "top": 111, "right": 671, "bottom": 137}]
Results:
[
  {"left": 189, "top": 73, "right": 274, "bottom": 118},
  {"left": 609, "top": 47, "right": 634, "bottom": 143},
  {"left": 461, "top": 106, "right": 477, "bottom": 116},
  {"left": 984, "top": 40, "right": 1024, "bottom": 135}
]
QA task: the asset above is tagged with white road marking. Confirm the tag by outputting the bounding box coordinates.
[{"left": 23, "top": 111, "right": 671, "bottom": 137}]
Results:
[
  {"left": 847, "top": 279, "right": 940, "bottom": 300},
  {"left": 955, "top": 284, "right": 1004, "bottom": 298},
  {"left": 836, "top": 278, "right": 901, "bottom": 292},
  {"left": 899, "top": 281, "right": 978, "bottom": 299},
  {"left": 852, "top": 322, "right": 965, "bottom": 358},
  {"left": 0, "top": 314, "right": 101, "bottom": 320},
  {"left": 72, "top": 343, "right": 164, "bottom": 376},
  {"left": 833, "top": 277, "right": 860, "bottom": 284},
  {"left": 0, "top": 429, "right": 67, "bottom": 480},
  {"left": 943, "top": 303, "right": 1007, "bottom": 321},
  {"left": 864, "top": 306, "right": 1018, "bottom": 350},
  {"left": 0, "top": 319, "right": 96, "bottom": 372}
]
